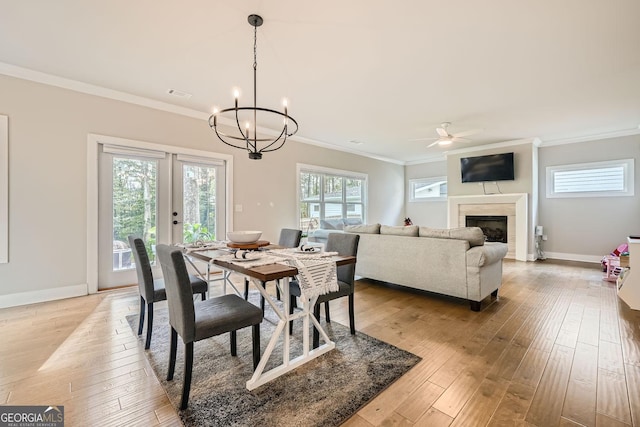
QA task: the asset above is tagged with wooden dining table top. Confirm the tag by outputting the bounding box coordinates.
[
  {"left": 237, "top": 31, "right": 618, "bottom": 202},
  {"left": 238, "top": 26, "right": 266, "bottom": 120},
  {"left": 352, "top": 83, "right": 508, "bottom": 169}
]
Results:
[{"left": 187, "top": 247, "right": 356, "bottom": 282}]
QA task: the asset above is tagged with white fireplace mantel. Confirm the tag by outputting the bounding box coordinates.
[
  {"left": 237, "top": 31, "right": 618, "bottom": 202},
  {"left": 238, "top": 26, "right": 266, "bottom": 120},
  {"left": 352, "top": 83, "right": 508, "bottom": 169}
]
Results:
[{"left": 448, "top": 193, "right": 528, "bottom": 261}]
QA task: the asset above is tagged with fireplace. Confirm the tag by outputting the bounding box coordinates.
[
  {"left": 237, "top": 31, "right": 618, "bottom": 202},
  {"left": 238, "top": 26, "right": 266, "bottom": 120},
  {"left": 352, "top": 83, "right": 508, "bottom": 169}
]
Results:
[
  {"left": 448, "top": 193, "right": 528, "bottom": 261},
  {"left": 466, "top": 215, "right": 508, "bottom": 243}
]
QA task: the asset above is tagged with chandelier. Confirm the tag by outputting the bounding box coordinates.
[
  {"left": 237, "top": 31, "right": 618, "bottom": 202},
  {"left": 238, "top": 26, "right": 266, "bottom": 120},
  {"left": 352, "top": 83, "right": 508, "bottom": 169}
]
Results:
[{"left": 208, "top": 14, "right": 299, "bottom": 160}]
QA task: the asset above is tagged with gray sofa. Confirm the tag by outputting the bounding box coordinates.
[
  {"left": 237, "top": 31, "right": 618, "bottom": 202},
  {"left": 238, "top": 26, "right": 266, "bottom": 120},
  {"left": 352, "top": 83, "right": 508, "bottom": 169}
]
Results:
[{"left": 344, "top": 224, "right": 508, "bottom": 311}]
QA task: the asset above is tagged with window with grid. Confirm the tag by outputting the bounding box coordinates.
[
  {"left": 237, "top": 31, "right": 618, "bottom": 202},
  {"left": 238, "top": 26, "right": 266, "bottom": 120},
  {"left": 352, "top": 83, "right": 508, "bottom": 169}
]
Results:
[
  {"left": 546, "top": 159, "right": 634, "bottom": 198},
  {"left": 297, "top": 164, "right": 367, "bottom": 234},
  {"left": 409, "top": 176, "right": 448, "bottom": 202}
]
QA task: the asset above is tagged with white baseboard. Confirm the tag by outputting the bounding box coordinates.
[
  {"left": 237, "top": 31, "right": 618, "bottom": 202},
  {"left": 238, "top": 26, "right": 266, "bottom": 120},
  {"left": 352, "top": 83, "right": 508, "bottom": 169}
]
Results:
[
  {"left": 542, "top": 252, "right": 602, "bottom": 264},
  {"left": 0, "top": 284, "right": 88, "bottom": 309}
]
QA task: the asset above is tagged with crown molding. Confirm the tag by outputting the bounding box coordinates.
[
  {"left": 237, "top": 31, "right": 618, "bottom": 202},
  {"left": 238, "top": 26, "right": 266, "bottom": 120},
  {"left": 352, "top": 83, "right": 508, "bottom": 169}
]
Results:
[
  {"left": 539, "top": 126, "right": 640, "bottom": 147},
  {"left": 0, "top": 61, "right": 404, "bottom": 166}
]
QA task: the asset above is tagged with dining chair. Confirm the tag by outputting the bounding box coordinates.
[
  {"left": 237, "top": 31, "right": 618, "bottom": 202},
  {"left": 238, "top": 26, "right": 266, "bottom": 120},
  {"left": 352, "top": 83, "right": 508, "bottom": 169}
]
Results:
[
  {"left": 128, "top": 236, "right": 208, "bottom": 350},
  {"left": 157, "top": 244, "right": 263, "bottom": 410},
  {"left": 243, "top": 228, "right": 302, "bottom": 309},
  {"left": 288, "top": 232, "right": 359, "bottom": 348}
]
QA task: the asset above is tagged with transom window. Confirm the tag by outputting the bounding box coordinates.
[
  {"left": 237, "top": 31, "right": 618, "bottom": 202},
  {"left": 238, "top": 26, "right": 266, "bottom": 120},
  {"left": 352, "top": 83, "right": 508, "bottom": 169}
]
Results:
[
  {"left": 297, "top": 164, "right": 367, "bottom": 234},
  {"left": 409, "top": 176, "right": 448, "bottom": 202},
  {"left": 546, "top": 159, "right": 634, "bottom": 198}
]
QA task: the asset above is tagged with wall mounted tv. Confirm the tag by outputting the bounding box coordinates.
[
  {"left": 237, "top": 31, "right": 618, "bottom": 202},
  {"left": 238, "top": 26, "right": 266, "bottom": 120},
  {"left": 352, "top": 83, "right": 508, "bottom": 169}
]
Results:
[{"left": 460, "top": 152, "right": 515, "bottom": 183}]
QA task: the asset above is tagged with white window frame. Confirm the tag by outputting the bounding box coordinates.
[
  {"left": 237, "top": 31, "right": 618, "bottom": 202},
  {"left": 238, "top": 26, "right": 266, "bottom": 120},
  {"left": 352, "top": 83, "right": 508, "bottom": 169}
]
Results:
[
  {"left": 546, "top": 158, "right": 634, "bottom": 198},
  {"left": 409, "top": 176, "right": 447, "bottom": 202},
  {"left": 296, "top": 163, "right": 368, "bottom": 229},
  {"left": 0, "top": 115, "right": 7, "bottom": 263}
]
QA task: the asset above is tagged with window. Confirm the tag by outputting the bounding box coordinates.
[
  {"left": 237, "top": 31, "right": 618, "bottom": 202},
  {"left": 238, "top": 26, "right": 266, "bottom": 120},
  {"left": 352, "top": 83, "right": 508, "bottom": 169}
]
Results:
[
  {"left": 409, "top": 176, "right": 448, "bottom": 202},
  {"left": 297, "top": 164, "right": 367, "bottom": 234},
  {"left": 546, "top": 159, "right": 634, "bottom": 198}
]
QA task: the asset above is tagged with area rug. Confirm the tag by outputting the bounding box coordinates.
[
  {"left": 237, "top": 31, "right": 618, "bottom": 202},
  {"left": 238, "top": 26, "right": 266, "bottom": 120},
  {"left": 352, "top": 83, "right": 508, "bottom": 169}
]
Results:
[{"left": 126, "top": 292, "right": 421, "bottom": 427}]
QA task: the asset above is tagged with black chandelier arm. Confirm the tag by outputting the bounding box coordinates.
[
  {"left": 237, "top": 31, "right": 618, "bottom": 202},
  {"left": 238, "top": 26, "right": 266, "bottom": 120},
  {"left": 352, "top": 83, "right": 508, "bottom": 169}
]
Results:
[
  {"left": 258, "top": 125, "right": 288, "bottom": 153},
  {"left": 233, "top": 106, "right": 255, "bottom": 152},
  {"left": 211, "top": 126, "right": 253, "bottom": 151},
  {"left": 208, "top": 107, "right": 298, "bottom": 142}
]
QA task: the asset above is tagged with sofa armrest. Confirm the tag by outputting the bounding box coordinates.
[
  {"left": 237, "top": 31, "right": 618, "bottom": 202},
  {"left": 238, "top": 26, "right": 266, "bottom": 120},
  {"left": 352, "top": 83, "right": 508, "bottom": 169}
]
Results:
[{"left": 466, "top": 242, "right": 508, "bottom": 267}]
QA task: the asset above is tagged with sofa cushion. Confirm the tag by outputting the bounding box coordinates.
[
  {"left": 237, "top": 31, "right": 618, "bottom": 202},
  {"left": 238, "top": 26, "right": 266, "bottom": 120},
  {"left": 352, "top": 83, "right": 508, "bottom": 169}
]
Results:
[
  {"left": 320, "top": 219, "right": 344, "bottom": 230},
  {"left": 419, "top": 226, "right": 485, "bottom": 247},
  {"left": 344, "top": 223, "right": 381, "bottom": 234},
  {"left": 343, "top": 218, "right": 363, "bottom": 226},
  {"left": 380, "top": 225, "right": 419, "bottom": 237}
]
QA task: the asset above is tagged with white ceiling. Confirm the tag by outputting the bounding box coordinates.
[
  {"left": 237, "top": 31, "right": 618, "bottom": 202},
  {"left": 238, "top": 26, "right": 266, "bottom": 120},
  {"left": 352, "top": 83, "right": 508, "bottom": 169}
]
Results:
[{"left": 1, "top": 0, "right": 639, "bottom": 163}]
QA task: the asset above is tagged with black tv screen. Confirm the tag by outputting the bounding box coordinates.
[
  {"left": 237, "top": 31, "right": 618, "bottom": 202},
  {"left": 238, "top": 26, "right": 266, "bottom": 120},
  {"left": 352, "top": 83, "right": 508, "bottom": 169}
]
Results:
[{"left": 460, "top": 152, "right": 515, "bottom": 183}]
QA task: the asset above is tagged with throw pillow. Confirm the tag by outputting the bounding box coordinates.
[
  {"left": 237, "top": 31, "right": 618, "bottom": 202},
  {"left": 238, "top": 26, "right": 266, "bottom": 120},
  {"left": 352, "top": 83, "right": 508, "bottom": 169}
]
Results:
[
  {"left": 380, "top": 225, "right": 419, "bottom": 237},
  {"left": 344, "top": 223, "right": 381, "bottom": 234},
  {"left": 419, "top": 226, "right": 485, "bottom": 247}
]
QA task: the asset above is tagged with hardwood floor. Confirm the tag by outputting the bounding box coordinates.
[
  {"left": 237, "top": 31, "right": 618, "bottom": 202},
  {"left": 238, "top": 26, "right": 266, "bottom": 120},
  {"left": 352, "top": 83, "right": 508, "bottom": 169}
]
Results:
[{"left": 2, "top": 259, "right": 640, "bottom": 426}]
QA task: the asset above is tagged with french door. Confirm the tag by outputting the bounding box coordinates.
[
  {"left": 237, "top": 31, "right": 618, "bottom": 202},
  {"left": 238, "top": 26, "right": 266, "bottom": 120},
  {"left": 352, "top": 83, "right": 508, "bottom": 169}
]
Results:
[{"left": 97, "top": 145, "right": 226, "bottom": 289}]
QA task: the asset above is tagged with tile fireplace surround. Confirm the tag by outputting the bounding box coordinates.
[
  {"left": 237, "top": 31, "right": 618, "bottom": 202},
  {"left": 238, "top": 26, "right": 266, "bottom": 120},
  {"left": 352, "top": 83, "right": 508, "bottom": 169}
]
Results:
[{"left": 448, "top": 193, "right": 528, "bottom": 261}]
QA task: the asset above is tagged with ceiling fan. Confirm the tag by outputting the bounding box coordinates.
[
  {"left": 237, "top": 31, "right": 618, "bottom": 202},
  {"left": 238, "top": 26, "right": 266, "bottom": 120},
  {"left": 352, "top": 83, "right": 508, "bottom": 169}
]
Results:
[{"left": 411, "top": 122, "right": 482, "bottom": 148}]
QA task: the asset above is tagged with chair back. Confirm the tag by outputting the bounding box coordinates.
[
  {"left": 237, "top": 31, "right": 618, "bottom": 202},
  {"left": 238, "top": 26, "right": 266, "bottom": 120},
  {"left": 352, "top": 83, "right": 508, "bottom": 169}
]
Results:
[
  {"left": 279, "top": 228, "right": 302, "bottom": 248},
  {"left": 128, "top": 236, "right": 155, "bottom": 301},
  {"left": 326, "top": 233, "right": 360, "bottom": 288},
  {"left": 157, "top": 244, "right": 196, "bottom": 343}
]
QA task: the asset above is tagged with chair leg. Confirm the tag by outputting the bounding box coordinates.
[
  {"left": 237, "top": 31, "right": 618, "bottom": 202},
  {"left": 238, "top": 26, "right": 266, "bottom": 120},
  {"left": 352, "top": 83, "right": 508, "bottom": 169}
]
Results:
[
  {"left": 167, "top": 327, "right": 178, "bottom": 381},
  {"left": 144, "top": 303, "right": 154, "bottom": 349},
  {"left": 137, "top": 296, "right": 145, "bottom": 335},
  {"left": 289, "top": 295, "right": 296, "bottom": 335},
  {"left": 252, "top": 324, "right": 261, "bottom": 370},
  {"left": 201, "top": 291, "right": 207, "bottom": 301},
  {"left": 230, "top": 330, "right": 237, "bottom": 356},
  {"left": 244, "top": 278, "right": 249, "bottom": 300},
  {"left": 348, "top": 294, "right": 355, "bottom": 335},
  {"left": 260, "top": 281, "right": 266, "bottom": 312},
  {"left": 313, "top": 303, "right": 320, "bottom": 349},
  {"left": 324, "top": 301, "right": 331, "bottom": 323},
  {"left": 276, "top": 279, "right": 281, "bottom": 300},
  {"left": 180, "top": 342, "right": 194, "bottom": 410}
]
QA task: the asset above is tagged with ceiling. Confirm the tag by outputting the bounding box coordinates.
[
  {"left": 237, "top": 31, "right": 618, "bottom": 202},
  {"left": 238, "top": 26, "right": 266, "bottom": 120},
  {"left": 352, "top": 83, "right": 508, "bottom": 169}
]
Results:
[{"left": 1, "top": 1, "right": 639, "bottom": 164}]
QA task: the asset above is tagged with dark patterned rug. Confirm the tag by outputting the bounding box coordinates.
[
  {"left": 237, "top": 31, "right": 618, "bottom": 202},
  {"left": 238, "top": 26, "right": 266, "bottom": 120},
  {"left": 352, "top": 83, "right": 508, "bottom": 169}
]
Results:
[{"left": 126, "top": 292, "right": 421, "bottom": 427}]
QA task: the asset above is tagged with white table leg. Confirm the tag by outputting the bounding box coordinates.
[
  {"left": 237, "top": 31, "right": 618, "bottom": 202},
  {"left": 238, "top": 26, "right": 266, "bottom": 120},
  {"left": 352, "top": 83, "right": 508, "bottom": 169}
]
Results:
[{"left": 246, "top": 275, "right": 335, "bottom": 390}]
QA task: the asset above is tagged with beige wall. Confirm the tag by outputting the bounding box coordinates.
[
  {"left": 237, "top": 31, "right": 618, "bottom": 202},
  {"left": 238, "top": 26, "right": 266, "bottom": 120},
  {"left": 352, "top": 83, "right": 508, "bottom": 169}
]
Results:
[
  {"left": 0, "top": 75, "right": 403, "bottom": 302},
  {"left": 404, "top": 160, "right": 448, "bottom": 227},
  {"left": 538, "top": 135, "right": 640, "bottom": 259}
]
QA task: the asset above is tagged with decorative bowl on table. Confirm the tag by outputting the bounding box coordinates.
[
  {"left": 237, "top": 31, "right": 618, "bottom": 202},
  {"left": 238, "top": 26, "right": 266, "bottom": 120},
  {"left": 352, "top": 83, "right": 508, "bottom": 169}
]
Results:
[{"left": 227, "top": 231, "right": 262, "bottom": 244}]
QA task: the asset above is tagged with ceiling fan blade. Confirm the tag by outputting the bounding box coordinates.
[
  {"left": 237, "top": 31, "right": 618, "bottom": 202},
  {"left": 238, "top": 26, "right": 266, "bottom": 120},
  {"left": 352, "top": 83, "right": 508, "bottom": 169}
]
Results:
[
  {"left": 452, "top": 128, "right": 483, "bottom": 138},
  {"left": 436, "top": 127, "right": 449, "bottom": 137},
  {"left": 452, "top": 137, "right": 471, "bottom": 143},
  {"left": 408, "top": 137, "right": 439, "bottom": 141},
  {"left": 427, "top": 140, "right": 441, "bottom": 148}
]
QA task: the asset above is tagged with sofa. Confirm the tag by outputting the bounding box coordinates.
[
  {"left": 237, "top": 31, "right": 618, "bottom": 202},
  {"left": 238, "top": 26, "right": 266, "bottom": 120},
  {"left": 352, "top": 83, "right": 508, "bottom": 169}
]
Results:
[{"left": 343, "top": 223, "right": 508, "bottom": 311}]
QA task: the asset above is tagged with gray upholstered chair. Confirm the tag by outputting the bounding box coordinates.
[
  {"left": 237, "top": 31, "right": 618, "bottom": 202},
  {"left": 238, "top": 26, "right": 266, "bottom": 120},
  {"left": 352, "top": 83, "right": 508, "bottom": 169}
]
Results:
[
  {"left": 243, "top": 228, "right": 302, "bottom": 308},
  {"left": 157, "top": 244, "right": 263, "bottom": 410},
  {"left": 128, "top": 236, "right": 208, "bottom": 349},
  {"left": 288, "top": 232, "right": 359, "bottom": 348}
]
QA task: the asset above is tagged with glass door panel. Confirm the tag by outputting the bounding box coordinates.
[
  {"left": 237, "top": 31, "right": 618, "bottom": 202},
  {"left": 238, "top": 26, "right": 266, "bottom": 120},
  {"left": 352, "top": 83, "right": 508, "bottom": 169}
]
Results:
[
  {"left": 113, "top": 157, "right": 158, "bottom": 266},
  {"left": 172, "top": 157, "right": 226, "bottom": 245}
]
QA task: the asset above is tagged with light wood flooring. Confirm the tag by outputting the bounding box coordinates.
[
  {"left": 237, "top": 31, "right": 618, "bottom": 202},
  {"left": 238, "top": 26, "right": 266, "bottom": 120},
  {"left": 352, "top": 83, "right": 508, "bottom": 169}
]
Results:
[{"left": 2, "top": 259, "right": 640, "bottom": 426}]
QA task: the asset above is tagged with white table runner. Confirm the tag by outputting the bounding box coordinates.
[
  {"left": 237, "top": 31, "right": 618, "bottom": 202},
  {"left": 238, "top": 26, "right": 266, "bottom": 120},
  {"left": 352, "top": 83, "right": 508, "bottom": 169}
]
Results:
[{"left": 216, "top": 249, "right": 340, "bottom": 299}]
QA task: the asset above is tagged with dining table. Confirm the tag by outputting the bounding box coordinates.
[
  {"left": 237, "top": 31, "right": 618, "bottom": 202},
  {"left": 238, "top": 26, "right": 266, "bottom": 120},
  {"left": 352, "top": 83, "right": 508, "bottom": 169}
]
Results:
[{"left": 184, "top": 243, "right": 356, "bottom": 390}]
